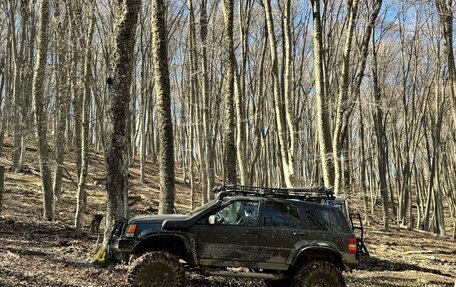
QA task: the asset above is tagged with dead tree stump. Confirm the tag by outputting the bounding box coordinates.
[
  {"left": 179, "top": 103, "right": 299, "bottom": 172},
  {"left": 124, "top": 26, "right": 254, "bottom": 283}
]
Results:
[{"left": 89, "top": 213, "right": 103, "bottom": 233}]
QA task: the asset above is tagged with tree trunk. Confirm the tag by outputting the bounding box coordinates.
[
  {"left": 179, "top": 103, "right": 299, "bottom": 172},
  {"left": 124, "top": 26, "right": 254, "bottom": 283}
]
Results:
[
  {"left": 201, "top": 0, "right": 214, "bottom": 202},
  {"left": 12, "top": 0, "right": 28, "bottom": 172},
  {"left": 0, "top": 166, "right": 4, "bottom": 214},
  {"left": 151, "top": 0, "right": 176, "bottom": 214},
  {"left": 222, "top": 0, "right": 237, "bottom": 185},
  {"left": 283, "top": 0, "right": 296, "bottom": 184},
  {"left": 53, "top": 0, "right": 69, "bottom": 203},
  {"left": 103, "top": 0, "right": 140, "bottom": 247},
  {"left": 372, "top": 33, "right": 389, "bottom": 231},
  {"left": 0, "top": 54, "right": 5, "bottom": 155},
  {"left": 139, "top": 7, "right": 148, "bottom": 184},
  {"left": 435, "top": 0, "right": 456, "bottom": 126},
  {"left": 332, "top": 0, "right": 359, "bottom": 194},
  {"left": 32, "top": 0, "right": 53, "bottom": 221},
  {"left": 263, "top": 0, "right": 293, "bottom": 187},
  {"left": 75, "top": 0, "right": 95, "bottom": 235},
  {"left": 310, "top": 0, "right": 334, "bottom": 189}
]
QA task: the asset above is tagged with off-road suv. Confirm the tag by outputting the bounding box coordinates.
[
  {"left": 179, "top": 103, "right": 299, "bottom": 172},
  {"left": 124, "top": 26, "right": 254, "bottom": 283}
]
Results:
[{"left": 108, "top": 186, "right": 367, "bottom": 287}]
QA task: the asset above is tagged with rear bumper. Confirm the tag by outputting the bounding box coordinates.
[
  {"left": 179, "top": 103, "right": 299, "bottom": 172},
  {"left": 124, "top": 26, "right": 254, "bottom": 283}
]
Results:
[{"left": 341, "top": 252, "right": 359, "bottom": 271}]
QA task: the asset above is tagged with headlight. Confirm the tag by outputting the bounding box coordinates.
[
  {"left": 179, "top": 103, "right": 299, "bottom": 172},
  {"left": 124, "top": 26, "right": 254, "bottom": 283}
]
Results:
[{"left": 124, "top": 224, "right": 137, "bottom": 238}]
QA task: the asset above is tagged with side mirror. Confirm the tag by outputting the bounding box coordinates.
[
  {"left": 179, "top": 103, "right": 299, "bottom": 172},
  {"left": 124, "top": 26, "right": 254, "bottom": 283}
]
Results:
[{"left": 208, "top": 215, "right": 217, "bottom": 225}]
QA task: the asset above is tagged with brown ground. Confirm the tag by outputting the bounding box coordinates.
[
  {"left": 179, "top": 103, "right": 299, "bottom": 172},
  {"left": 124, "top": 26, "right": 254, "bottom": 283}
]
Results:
[{"left": 0, "top": 141, "right": 455, "bottom": 287}]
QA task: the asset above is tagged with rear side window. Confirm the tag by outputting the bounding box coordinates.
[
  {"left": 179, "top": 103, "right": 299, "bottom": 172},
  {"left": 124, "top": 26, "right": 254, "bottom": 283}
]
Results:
[
  {"left": 263, "top": 202, "right": 302, "bottom": 229},
  {"left": 304, "top": 206, "right": 350, "bottom": 233}
]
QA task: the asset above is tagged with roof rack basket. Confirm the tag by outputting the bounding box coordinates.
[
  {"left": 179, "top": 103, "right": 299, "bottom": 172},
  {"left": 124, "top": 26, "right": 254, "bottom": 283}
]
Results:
[{"left": 213, "top": 185, "right": 335, "bottom": 203}]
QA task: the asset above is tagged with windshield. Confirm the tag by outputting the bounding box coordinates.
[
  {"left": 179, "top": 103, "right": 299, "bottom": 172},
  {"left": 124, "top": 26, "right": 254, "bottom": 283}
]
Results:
[{"left": 187, "top": 200, "right": 218, "bottom": 216}]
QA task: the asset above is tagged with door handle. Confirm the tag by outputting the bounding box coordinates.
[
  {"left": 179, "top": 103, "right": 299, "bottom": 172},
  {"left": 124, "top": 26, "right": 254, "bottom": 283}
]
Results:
[{"left": 293, "top": 232, "right": 306, "bottom": 236}]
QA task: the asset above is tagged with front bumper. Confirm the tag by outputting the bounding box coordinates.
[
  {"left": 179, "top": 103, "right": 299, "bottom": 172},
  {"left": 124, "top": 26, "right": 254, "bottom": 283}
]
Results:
[{"left": 108, "top": 236, "right": 140, "bottom": 262}]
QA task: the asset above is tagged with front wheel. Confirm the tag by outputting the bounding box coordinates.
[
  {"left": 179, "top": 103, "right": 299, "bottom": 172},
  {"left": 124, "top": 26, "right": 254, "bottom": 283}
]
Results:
[
  {"left": 127, "top": 251, "right": 185, "bottom": 287},
  {"left": 293, "top": 261, "right": 345, "bottom": 287}
]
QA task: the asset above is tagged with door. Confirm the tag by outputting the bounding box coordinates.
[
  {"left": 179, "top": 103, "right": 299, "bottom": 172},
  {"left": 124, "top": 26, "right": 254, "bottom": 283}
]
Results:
[
  {"left": 189, "top": 200, "right": 262, "bottom": 267},
  {"left": 255, "top": 200, "right": 310, "bottom": 268}
]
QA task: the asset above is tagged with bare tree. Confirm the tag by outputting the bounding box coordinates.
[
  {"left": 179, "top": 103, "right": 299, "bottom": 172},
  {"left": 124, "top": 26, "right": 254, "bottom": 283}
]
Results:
[
  {"left": 75, "top": 0, "right": 96, "bottom": 235},
  {"left": 222, "top": 0, "right": 237, "bottom": 185},
  {"left": 32, "top": 0, "right": 53, "bottom": 221},
  {"left": 103, "top": 0, "right": 140, "bottom": 246},
  {"left": 52, "top": 0, "right": 69, "bottom": 202},
  {"left": 310, "top": 0, "right": 335, "bottom": 189},
  {"left": 434, "top": 0, "right": 456, "bottom": 126},
  {"left": 151, "top": 0, "right": 176, "bottom": 214}
]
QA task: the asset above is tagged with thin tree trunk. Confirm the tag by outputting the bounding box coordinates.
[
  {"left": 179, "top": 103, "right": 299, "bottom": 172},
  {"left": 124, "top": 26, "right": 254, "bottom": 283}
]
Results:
[
  {"left": 263, "top": 0, "right": 292, "bottom": 187},
  {"left": 310, "top": 0, "right": 334, "bottom": 188},
  {"left": 201, "top": 0, "right": 214, "bottom": 202},
  {"left": 75, "top": 0, "right": 95, "bottom": 235},
  {"left": 0, "top": 166, "right": 4, "bottom": 214},
  {"left": 12, "top": 0, "right": 28, "bottom": 172},
  {"left": 372, "top": 33, "right": 389, "bottom": 231},
  {"left": 139, "top": 6, "right": 149, "bottom": 184},
  {"left": 0, "top": 55, "right": 5, "bottom": 154},
  {"left": 32, "top": 0, "right": 53, "bottom": 221},
  {"left": 53, "top": 0, "right": 69, "bottom": 203},
  {"left": 284, "top": 0, "right": 296, "bottom": 183},
  {"left": 435, "top": 0, "right": 456, "bottom": 126},
  {"left": 332, "top": 0, "right": 359, "bottom": 194},
  {"left": 188, "top": 0, "right": 198, "bottom": 209}
]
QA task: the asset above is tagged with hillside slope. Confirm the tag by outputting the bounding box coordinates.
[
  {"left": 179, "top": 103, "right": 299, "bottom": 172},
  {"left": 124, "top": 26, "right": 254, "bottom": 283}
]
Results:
[{"left": 0, "top": 143, "right": 454, "bottom": 287}]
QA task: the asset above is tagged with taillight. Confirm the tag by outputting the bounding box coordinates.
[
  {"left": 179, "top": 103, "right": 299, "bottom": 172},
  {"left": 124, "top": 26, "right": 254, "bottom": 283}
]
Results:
[
  {"left": 125, "top": 224, "right": 137, "bottom": 238},
  {"left": 348, "top": 237, "right": 357, "bottom": 254}
]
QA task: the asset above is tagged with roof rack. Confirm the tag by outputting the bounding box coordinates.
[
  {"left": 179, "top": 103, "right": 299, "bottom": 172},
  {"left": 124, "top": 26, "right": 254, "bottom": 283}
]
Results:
[{"left": 213, "top": 185, "right": 335, "bottom": 203}]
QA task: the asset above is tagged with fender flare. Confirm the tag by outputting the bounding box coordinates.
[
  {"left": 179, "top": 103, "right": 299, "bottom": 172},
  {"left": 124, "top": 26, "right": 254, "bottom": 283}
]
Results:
[
  {"left": 289, "top": 245, "right": 344, "bottom": 269},
  {"left": 132, "top": 233, "right": 198, "bottom": 265}
]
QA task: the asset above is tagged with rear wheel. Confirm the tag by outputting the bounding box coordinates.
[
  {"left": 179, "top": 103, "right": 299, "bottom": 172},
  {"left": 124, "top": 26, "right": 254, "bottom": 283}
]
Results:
[
  {"left": 127, "top": 251, "right": 185, "bottom": 287},
  {"left": 264, "top": 279, "right": 292, "bottom": 287},
  {"left": 293, "top": 261, "right": 345, "bottom": 287}
]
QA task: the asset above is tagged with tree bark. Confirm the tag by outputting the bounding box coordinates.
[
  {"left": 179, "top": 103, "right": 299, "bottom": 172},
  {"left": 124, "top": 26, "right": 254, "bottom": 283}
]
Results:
[
  {"left": 200, "top": 0, "right": 214, "bottom": 202},
  {"left": 310, "top": 0, "right": 334, "bottom": 189},
  {"left": 263, "top": 0, "right": 293, "bottom": 187},
  {"left": 372, "top": 33, "right": 390, "bottom": 231},
  {"left": 32, "top": 0, "right": 53, "bottom": 221},
  {"left": 151, "top": 0, "right": 176, "bottom": 214},
  {"left": 12, "top": 0, "right": 28, "bottom": 172},
  {"left": 53, "top": 0, "right": 69, "bottom": 203},
  {"left": 222, "top": 0, "right": 237, "bottom": 185},
  {"left": 332, "top": 0, "right": 359, "bottom": 194},
  {"left": 435, "top": 0, "right": 456, "bottom": 126},
  {"left": 0, "top": 166, "right": 4, "bottom": 214},
  {"left": 75, "top": 0, "right": 95, "bottom": 235},
  {"left": 103, "top": 0, "right": 140, "bottom": 246},
  {"left": 284, "top": 0, "right": 296, "bottom": 183}
]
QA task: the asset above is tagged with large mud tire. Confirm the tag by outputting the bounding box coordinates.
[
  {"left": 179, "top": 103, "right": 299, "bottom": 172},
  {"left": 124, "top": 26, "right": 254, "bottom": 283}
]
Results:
[
  {"left": 293, "top": 261, "right": 345, "bottom": 287},
  {"left": 264, "top": 279, "right": 292, "bottom": 287},
  {"left": 127, "top": 251, "right": 185, "bottom": 287}
]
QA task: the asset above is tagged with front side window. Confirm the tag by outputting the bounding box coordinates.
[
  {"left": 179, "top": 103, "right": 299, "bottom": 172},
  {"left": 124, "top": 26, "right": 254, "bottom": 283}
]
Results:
[{"left": 214, "top": 201, "right": 260, "bottom": 226}]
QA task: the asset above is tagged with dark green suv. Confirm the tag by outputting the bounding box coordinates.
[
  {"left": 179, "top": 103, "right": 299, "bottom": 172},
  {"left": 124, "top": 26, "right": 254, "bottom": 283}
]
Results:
[{"left": 108, "top": 186, "right": 364, "bottom": 287}]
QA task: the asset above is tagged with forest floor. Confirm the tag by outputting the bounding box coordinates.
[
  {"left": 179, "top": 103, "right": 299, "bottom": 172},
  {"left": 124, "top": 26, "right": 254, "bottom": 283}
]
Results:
[{"left": 0, "top": 141, "right": 455, "bottom": 287}]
